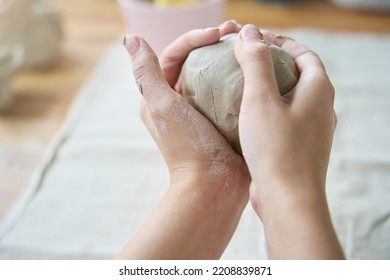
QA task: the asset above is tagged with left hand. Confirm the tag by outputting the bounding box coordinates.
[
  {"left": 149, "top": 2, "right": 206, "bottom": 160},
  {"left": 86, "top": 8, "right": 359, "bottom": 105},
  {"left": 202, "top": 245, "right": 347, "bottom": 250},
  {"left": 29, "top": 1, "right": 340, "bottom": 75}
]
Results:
[
  {"left": 125, "top": 20, "right": 249, "bottom": 193},
  {"left": 119, "top": 21, "right": 250, "bottom": 259}
]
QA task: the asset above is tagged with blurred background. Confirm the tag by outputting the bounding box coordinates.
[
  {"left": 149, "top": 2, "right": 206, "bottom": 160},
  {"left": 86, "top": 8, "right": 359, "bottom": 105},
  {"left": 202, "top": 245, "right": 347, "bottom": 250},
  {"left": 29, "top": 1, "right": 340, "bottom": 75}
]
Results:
[{"left": 0, "top": 0, "right": 389, "bottom": 258}]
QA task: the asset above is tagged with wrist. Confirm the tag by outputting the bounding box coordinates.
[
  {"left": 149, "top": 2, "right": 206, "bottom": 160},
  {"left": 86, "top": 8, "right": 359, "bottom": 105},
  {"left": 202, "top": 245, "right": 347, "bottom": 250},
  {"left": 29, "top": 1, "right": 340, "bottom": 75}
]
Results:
[
  {"left": 146, "top": 167, "right": 250, "bottom": 259},
  {"left": 261, "top": 194, "right": 343, "bottom": 259},
  {"left": 250, "top": 175, "right": 344, "bottom": 259},
  {"left": 170, "top": 169, "right": 249, "bottom": 211},
  {"left": 168, "top": 157, "right": 250, "bottom": 207},
  {"left": 119, "top": 168, "right": 250, "bottom": 260},
  {"left": 251, "top": 174, "right": 326, "bottom": 219}
]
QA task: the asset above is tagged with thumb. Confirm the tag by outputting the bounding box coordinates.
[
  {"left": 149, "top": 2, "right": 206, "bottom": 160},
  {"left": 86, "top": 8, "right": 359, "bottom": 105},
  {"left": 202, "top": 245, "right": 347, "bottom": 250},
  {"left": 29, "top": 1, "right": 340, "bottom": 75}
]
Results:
[
  {"left": 234, "top": 25, "right": 279, "bottom": 108},
  {"left": 123, "top": 34, "right": 171, "bottom": 102}
]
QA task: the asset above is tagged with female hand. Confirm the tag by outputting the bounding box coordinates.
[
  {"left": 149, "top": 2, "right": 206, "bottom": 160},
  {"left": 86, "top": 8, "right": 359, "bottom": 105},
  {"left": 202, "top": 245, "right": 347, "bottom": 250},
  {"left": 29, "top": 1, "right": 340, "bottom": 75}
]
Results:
[
  {"left": 134, "top": 20, "right": 247, "bottom": 190},
  {"left": 118, "top": 20, "right": 250, "bottom": 259},
  {"left": 235, "top": 24, "right": 344, "bottom": 259}
]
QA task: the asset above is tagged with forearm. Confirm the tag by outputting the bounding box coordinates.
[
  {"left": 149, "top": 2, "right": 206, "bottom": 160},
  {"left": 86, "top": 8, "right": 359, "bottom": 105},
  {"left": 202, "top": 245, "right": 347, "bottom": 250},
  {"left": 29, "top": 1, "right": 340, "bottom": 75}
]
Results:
[
  {"left": 254, "top": 177, "right": 345, "bottom": 260},
  {"left": 116, "top": 179, "right": 248, "bottom": 259}
]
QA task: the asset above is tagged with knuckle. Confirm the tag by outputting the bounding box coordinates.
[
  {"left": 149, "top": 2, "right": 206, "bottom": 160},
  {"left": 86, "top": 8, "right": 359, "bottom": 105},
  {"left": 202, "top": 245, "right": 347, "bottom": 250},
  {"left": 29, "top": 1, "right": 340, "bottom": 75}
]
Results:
[
  {"left": 300, "top": 49, "right": 321, "bottom": 61},
  {"left": 133, "top": 63, "right": 150, "bottom": 83},
  {"left": 247, "top": 42, "right": 271, "bottom": 56},
  {"left": 139, "top": 101, "right": 148, "bottom": 120},
  {"left": 240, "top": 42, "right": 272, "bottom": 65},
  {"left": 318, "top": 72, "right": 335, "bottom": 100},
  {"left": 149, "top": 95, "right": 175, "bottom": 118},
  {"left": 132, "top": 51, "right": 160, "bottom": 84}
]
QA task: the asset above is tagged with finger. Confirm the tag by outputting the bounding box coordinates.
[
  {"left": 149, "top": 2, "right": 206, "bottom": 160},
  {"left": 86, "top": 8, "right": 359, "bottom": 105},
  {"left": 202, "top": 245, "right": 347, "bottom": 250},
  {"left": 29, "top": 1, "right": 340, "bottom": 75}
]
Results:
[
  {"left": 160, "top": 20, "right": 242, "bottom": 89},
  {"left": 219, "top": 19, "right": 242, "bottom": 36},
  {"left": 123, "top": 34, "right": 173, "bottom": 103},
  {"left": 262, "top": 30, "right": 322, "bottom": 63},
  {"left": 262, "top": 30, "right": 334, "bottom": 105},
  {"left": 159, "top": 28, "right": 222, "bottom": 88},
  {"left": 262, "top": 30, "right": 326, "bottom": 78},
  {"left": 235, "top": 24, "right": 280, "bottom": 109}
]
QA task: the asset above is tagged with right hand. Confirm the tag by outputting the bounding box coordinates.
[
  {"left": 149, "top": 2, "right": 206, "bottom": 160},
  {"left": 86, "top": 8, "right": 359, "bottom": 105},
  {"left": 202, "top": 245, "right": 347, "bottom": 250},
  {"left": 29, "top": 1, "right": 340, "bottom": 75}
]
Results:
[
  {"left": 234, "top": 24, "right": 343, "bottom": 259},
  {"left": 235, "top": 25, "right": 337, "bottom": 214}
]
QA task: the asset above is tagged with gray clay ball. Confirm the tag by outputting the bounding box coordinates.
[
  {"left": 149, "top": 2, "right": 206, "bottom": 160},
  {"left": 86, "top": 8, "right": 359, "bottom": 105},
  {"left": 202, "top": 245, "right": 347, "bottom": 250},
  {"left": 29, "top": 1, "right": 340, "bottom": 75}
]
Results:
[{"left": 181, "top": 33, "right": 298, "bottom": 154}]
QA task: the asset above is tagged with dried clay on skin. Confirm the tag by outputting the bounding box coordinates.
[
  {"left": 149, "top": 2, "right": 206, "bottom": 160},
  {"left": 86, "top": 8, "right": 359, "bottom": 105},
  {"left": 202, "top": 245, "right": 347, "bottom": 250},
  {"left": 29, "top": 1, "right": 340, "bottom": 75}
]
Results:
[{"left": 181, "top": 33, "right": 298, "bottom": 154}]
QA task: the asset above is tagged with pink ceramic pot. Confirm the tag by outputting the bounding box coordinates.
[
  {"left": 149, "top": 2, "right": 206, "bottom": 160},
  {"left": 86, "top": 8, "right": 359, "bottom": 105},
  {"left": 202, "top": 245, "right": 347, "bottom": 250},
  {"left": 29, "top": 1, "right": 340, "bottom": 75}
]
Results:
[{"left": 117, "top": 0, "right": 226, "bottom": 55}]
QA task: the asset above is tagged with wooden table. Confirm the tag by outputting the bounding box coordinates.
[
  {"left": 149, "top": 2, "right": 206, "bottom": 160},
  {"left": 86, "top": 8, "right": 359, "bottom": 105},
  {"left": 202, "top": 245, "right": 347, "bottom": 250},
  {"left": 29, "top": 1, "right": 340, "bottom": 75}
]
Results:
[{"left": 0, "top": 0, "right": 389, "bottom": 220}]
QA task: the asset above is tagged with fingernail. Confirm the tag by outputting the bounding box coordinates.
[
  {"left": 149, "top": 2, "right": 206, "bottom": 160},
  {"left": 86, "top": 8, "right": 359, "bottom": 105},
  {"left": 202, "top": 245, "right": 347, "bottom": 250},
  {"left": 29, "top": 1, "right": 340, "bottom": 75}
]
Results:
[
  {"left": 276, "top": 34, "right": 295, "bottom": 41},
  {"left": 239, "top": 24, "right": 262, "bottom": 41},
  {"left": 123, "top": 34, "right": 140, "bottom": 56},
  {"left": 204, "top": 27, "right": 220, "bottom": 33}
]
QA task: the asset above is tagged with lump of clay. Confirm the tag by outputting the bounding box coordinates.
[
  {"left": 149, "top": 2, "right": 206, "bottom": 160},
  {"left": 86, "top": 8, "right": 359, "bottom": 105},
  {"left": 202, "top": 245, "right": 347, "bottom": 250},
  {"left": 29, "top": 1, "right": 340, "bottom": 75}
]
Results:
[
  {"left": 181, "top": 33, "right": 298, "bottom": 154},
  {"left": 0, "top": 0, "right": 62, "bottom": 69},
  {"left": 0, "top": 0, "right": 62, "bottom": 112},
  {"left": 0, "top": 44, "right": 23, "bottom": 112}
]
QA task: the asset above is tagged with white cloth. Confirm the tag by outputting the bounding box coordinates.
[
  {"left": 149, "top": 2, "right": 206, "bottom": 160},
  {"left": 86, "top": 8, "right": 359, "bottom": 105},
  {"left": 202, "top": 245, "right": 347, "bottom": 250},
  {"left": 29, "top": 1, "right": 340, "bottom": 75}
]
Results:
[{"left": 0, "top": 30, "right": 389, "bottom": 259}]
